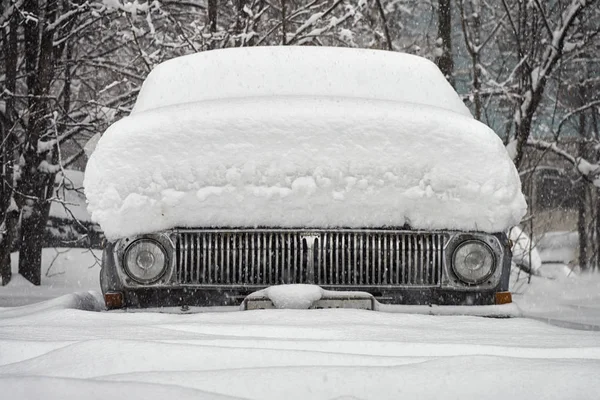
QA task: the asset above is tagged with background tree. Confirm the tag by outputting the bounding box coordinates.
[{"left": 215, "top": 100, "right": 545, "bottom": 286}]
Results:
[{"left": 435, "top": 0, "right": 453, "bottom": 85}]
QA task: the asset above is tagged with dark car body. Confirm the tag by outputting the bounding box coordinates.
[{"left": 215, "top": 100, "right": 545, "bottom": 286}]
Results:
[{"left": 101, "top": 228, "right": 512, "bottom": 309}]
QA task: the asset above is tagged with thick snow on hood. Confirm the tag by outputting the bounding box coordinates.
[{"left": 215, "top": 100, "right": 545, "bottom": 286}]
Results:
[{"left": 85, "top": 96, "right": 526, "bottom": 240}]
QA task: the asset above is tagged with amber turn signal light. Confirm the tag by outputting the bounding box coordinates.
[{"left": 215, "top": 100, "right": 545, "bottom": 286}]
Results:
[
  {"left": 104, "top": 292, "right": 124, "bottom": 309},
  {"left": 495, "top": 291, "right": 512, "bottom": 305}
]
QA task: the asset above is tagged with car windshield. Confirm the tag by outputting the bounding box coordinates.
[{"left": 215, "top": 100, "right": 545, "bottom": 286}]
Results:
[{"left": 1, "top": 2, "right": 599, "bottom": 400}]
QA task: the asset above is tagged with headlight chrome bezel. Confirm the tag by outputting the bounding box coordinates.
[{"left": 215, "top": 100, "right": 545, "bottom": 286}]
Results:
[
  {"left": 113, "top": 232, "right": 175, "bottom": 287},
  {"left": 123, "top": 238, "right": 169, "bottom": 284},
  {"left": 451, "top": 239, "right": 496, "bottom": 285}
]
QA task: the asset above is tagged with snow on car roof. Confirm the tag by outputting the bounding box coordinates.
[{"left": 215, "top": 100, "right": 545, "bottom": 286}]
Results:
[{"left": 132, "top": 46, "right": 472, "bottom": 117}]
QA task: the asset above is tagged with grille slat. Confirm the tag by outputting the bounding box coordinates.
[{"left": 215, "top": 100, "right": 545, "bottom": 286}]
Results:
[
  {"left": 292, "top": 234, "right": 297, "bottom": 282},
  {"left": 223, "top": 234, "right": 227, "bottom": 284},
  {"left": 332, "top": 234, "right": 337, "bottom": 285},
  {"left": 274, "top": 233, "right": 279, "bottom": 284},
  {"left": 340, "top": 234, "right": 345, "bottom": 285},
  {"left": 175, "top": 230, "right": 444, "bottom": 287}
]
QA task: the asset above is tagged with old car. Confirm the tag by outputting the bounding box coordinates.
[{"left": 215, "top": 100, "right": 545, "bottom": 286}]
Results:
[{"left": 84, "top": 46, "right": 527, "bottom": 310}]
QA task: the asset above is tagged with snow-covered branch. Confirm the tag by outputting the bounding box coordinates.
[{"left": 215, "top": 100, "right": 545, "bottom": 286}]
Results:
[
  {"left": 555, "top": 99, "right": 600, "bottom": 138},
  {"left": 511, "top": 0, "right": 597, "bottom": 166},
  {"left": 45, "top": 1, "right": 90, "bottom": 32},
  {"left": 0, "top": 0, "right": 24, "bottom": 28},
  {"left": 526, "top": 139, "right": 600, "bottom": 186},
  {"left": 286, "top": 0, "right": 344, "bottom": 44}
]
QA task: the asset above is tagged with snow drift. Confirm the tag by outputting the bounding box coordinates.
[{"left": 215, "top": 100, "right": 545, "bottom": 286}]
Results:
[
  {"left": 2, "top": 296, "right": 600, "bottom": 400},
  {"left": 84, "top": 47, "right": 526, "bottom": 239}
]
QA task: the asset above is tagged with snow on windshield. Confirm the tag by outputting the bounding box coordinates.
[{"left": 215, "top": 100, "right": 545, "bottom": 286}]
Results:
[
  {"left": 85, "top": 87, "right": 526, "bottom": 239},
  {"left": 132, "top": 46, "right": 472, "bottom": 117}
]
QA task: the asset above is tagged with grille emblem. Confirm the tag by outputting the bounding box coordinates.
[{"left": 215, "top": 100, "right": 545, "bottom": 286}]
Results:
[{"left": 300, "top": 233, "right": 319, "bottom": 248}]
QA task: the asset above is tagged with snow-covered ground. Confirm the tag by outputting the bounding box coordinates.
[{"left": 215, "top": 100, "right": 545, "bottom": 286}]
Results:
[
  {"left": 0, "top": 249, "right": 101, "bottom": 307},
  {"left": 512, "top": 267, "right": 600, "bottom": 331},
  {"left": 1, "top": 248, "right": 600, "bottom": 399}
]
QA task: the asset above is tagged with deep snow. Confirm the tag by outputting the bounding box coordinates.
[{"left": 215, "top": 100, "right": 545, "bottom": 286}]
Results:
[
  {"left": 131, "top": 47, "right": 472, "bottom": 117},
  {"left": 1, "top": 248, "right": 600, "bottom": 399},
  {"left": 0, "top": 249, "right": 101, "bottom": 307},
  {"left": 85, "top": 99, "right": 526, "bottom": 239},
  {"left": 1, "top": 296, "right": 600, "bottom": 399}
]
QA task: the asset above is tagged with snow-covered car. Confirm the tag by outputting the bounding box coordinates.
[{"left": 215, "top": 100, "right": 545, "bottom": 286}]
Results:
[{"left": 84, "top": 47, "right": 527, "bottom": 310}]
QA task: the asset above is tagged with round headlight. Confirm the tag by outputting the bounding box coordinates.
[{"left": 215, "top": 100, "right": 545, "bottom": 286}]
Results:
[
  {"left": 452, "top": 240, "right": 495, "bottom": 284},
  {"left": 123, "top": 239, "right": 168, "bottom": 283}
]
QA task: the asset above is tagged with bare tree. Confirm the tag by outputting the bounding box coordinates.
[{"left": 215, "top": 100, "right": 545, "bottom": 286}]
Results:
[
  {"left": 0, "top": 0, "right": 19, "bottom": 285},
  {"left": 435, "top": 0, "right": 453, "bottom": 84},
  {"left": 506, "top": 0, "right": 598, "bottom": 167}
]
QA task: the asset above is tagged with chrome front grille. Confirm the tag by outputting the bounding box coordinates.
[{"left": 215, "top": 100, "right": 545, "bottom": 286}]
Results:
[
  {"left": 175, "top": 231, "right": 306, "bottom": 285},
  {"left": 314, "top": 232, "right": 444, "bottom": 286},
  {"left": 174, "top": 230, "right": 445, "bottom": 287}
]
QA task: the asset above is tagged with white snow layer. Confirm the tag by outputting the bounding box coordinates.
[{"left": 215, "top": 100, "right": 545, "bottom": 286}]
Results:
[
  {"left": 2, "top": 293, "right": 600, "bottom": 400},
  {"left": 246, "top": 284, "right": 374, "bottom": 310},
  {"left": 1, "top": 248, "right": 101, "bottom": 306},
  {"left": 85, "top": 48, "right": 526, "bottom": 239},
  {"left": 132, "top": 46, "right": 472, "bottom": 117},
  {"left": 252, "top": 284, "right": 324, "bottom": 309}
]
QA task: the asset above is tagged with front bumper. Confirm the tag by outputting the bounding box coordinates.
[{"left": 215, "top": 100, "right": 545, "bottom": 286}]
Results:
[{"left": 103, "top": 285, "right": 510, "bottom": 309}]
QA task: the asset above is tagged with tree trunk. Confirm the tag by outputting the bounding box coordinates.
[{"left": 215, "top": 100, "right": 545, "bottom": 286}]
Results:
[
  {"left": 16, "top": 0, "right": 58, "bottom": 285},
  {"left": 18, "top": 205, "right": 46, "bottom": 285},
  {"left": 0, "top": 4, "right": 19, "bottom": 285},
  {"left": 470, "top": 1, "right": 481, "bottom": 120},
  {"left": 577, "top": 184, "right": 588, "bottom": 271},
  {"left": 281, "top": 0, "right": 287, "bottom": 45},
  {"left": 513, "top": 103, "right": 536, "bottom": 167},
  {"left": 435, "top": 0, "right": 453, "bottom": 86},
  {"left": 593, "top": 106, "right": 600, "bottom": 272},
  {"left": 577, "top": 111, "right": 588, "bottom": 271},
  {"left": 207, "top": 0, "right": 218, "bottom": 48},
  {"left": 375, "top": 0, "right": 392, "bottom": 50},
  {"left": 596, "top": 187, "right": 600, "bottom": 273},
  {"left": 0, "top": 210, "right": 18, "bottom": 286},
  {"left": 233, "top": 0, "right": 246, "bottom": 46}
]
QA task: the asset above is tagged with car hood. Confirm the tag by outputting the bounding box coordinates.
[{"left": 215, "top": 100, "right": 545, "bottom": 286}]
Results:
[{"left": 84, "top": 97, "right": 527, "bottom": 240}]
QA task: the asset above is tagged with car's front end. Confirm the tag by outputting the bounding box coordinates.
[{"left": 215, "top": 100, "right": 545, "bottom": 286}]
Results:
[
  {"left": 88, "top": 47, "right": 527, "bottom": 311},
  {"left": 101, "top": 228, "right": 513, "bottom": 309}
]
